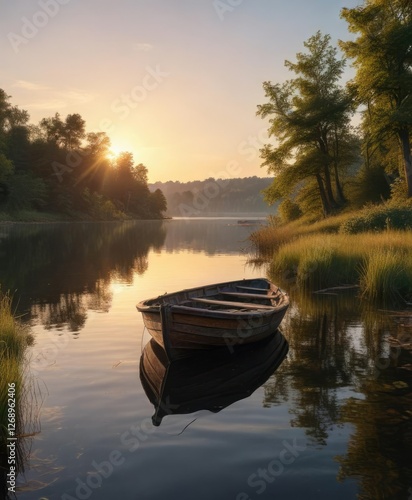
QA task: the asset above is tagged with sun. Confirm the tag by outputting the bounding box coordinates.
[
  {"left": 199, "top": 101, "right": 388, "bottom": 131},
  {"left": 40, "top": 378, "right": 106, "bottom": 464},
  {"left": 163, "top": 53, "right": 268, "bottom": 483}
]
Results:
[{"left": 107, "top": 144, "right": 125, "bottom": 161}]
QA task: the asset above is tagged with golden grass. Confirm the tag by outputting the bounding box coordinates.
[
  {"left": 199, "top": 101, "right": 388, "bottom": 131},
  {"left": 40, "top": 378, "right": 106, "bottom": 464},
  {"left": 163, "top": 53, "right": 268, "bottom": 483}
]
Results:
[
  {"left": 264, "top": 231, "right": 412, "bottom": 303},
  {"left": 250, "top": 211, "right": 357, "bottom": 256},
  {"left": 0, "top": 291, "right": 33, "bottom": 488}
]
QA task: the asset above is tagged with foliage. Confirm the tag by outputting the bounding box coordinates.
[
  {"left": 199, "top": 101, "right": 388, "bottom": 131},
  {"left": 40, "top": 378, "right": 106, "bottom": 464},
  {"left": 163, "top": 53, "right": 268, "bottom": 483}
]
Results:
[
  {"left": 278, "top": 199, "right": 302, "bottom": 223},
  {"left": 5, "top": 173, "right": 47, "bottom": 211},
  {"left": 340, "top": 205, "right": 412, "bottom": 234},
  {"left": 0, "top": 90, "right": 167, "bottom": 220},
  {"left": 150, "top": 189, "right": 167, "bottom": 216},
  {"left": 82, "top": 188, "right": 125, "bottom": 220},
  {"left": 0, "top": 153, "right": 13, "bottom": 182},
  {"left": 347, "top": 165, "right": 391, "bottom": 207},
  {"left": 389, "top": 178, "right": 412, "bottom": 206},
  {"left": 257, "top": 32, "right": 355, "bottom": 215},
  {"left": 340, "top": 0, "right": 412, "bottom": 196}
]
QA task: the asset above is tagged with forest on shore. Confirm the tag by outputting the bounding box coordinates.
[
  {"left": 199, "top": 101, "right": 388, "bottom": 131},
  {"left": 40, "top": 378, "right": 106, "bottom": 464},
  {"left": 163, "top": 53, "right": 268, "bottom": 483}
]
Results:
[
  {"left": 150, "top": 177, "right": 277, "bottom": 216},
  {"left": 0, "top": 90, "right": 167, "bottom": 221}
]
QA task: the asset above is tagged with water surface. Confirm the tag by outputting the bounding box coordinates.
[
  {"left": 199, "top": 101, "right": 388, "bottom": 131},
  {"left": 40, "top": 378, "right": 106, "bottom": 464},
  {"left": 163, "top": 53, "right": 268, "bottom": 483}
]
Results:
[{"left": 1, "top": 219, "right": 412, "bottom": 500}]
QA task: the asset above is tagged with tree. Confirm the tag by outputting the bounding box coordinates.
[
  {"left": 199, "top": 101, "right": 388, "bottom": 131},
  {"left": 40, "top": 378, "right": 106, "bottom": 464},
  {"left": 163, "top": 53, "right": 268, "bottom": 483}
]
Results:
[
  {"left": 63, "top": 113, "right": 86, "bottom": 150},
  {"left": 39, "top": 113, "right": 65, "bottom": 144},
  {"left": 257, "top": 32, "right": 354, "bottom": 215},
  {"left": 0, "top": 153, "right": 13, "bottom": 182},
  {"left": 150, "top": 188, "right": 167, "bottom": 215},
  {"left": 340, "top": 0, "right": 412, "bottom": 196},
  {"left": 39, "top": 113, "right": 85, "bottom": 149}
]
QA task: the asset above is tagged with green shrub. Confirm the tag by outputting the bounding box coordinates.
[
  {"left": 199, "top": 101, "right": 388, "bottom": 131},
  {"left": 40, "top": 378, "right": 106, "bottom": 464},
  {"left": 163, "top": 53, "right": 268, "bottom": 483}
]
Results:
[
  {"left": 278, "top": 199, "right": 302, "bottom": 223},
  {"left": 340, "top": 205, "right": 412, "bottom": 234},
  {"left": 348, "top": 165, "right": 391, "bottom": 207},
  {"left": 389, "top": 178, "right": 412, "bottom": 206}
]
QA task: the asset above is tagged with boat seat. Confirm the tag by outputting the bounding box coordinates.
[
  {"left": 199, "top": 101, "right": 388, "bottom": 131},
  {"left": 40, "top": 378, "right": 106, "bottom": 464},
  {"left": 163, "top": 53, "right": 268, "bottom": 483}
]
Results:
[
  {"left": 220, "top": 291, "right": 274, "bottom": 300},
  {"left": 236, "top": 285, "right": 270, "bottom": 293},
  {"left": 191, "top": 297, "right": 274, "bottom": 310}
]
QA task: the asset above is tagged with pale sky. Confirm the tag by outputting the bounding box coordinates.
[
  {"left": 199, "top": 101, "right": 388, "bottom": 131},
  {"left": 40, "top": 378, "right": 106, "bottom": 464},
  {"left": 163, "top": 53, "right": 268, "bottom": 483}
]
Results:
[{"left": 1, "top": 0, "right": 361, "bottom": 182}]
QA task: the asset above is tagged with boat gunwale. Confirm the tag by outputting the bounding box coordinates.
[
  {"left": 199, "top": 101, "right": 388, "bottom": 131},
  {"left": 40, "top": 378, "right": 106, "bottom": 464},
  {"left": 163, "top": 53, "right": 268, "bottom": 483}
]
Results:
[{"left": 136, "top": 278, "right": 289, "bottom": 316}]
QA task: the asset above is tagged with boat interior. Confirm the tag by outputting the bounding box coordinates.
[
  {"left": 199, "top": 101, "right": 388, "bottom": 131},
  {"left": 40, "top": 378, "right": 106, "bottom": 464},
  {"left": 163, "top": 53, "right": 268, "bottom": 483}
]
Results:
[{"left": 149, "top": 280, "right": 287, "bottom": 312}]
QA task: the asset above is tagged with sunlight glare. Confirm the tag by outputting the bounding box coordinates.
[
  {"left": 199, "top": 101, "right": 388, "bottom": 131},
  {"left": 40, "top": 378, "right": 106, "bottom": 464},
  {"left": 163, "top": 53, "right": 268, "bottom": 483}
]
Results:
[{"left": 107, "top": 143, "right": 134, "bottom": 161}]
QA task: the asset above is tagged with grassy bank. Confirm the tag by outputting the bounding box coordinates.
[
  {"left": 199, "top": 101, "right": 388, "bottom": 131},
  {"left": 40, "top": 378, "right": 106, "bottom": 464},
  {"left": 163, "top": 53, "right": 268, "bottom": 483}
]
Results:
[
  {"left": 0, "top": 292, "right": 32, "bottom": 496},
  {"left": 251, "top": 206, "right": 412, "bottom": 304}
]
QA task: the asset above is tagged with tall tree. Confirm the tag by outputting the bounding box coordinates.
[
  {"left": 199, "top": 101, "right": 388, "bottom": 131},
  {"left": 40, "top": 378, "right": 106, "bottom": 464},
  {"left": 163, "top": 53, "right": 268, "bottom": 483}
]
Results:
[
  {"left": 63, "top": 113, "right": 86, "bottom": 150},
  {"left": 340, "top": 0, "right": 412, "bottom": 196},
  {"left": 39, "top": 113, "right": 85, "bottom": 149},
  {"left": 257, "top": 32, "right": 353, "bottom": 215}
]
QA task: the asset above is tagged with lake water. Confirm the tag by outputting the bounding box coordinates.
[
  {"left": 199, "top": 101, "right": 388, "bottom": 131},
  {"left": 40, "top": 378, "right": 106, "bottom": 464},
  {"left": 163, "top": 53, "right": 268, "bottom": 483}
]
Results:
[{"left": 1, "top": 219, "right": 412, "bottom": 500}]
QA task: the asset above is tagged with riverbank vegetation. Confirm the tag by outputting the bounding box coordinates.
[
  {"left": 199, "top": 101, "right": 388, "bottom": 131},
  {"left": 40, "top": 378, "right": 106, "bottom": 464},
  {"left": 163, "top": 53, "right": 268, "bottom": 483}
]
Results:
[
  {"left": 0, "top": 90, "right": 167, "bottom": 222},
  {"left": 252, "top": 0, "right": 412, "bottom": 303},
  {"left": 251, "top": 204, "right": 412, "bottom": 304},
  {"left": 0, "top": 291, "right": 33, "bottom": 497}
]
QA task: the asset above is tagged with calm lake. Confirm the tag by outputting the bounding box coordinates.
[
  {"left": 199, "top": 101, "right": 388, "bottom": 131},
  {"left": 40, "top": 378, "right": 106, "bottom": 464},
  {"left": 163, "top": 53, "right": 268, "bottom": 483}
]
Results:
[{"left": 1, "top": 219, "right": 412, "bottom": 500}]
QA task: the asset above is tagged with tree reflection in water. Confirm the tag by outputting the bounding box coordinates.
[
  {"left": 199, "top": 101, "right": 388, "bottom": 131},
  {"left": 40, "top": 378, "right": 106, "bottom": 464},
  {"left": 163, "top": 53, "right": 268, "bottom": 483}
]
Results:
[
  {"left": 0, "top": 222, "right": 166, "bottom": 333},
  {"left": 258, "top": 284, "right": 412, "bottom": 498}
]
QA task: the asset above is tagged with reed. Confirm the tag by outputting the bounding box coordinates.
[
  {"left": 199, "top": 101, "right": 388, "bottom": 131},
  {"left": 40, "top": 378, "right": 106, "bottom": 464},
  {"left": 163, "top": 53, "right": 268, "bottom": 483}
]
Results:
[
  {"left": 250, "top": 211, "right": 356, "bottom": 257},
  {"left": 264, "top": 231, "right": 412, "bottom": 303},
  {"left": 360, "top": 249, "right": 412, "bottom": 304},
  {"left": 0, "top": 291, "right": 33, "bottom": 497},
  {"left": 0, "top": 292, "right": 28, "bottom": 361}
]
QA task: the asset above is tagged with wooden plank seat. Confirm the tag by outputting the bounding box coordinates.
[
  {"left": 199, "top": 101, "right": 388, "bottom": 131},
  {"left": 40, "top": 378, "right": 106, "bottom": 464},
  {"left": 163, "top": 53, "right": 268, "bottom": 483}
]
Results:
[
  {"left": 236, "top": 285, "right": 271, "bottom": 293},
  {"left": 191, "top": 297, "right": 274, "bottom": 310},
  {"left": 220, "top": 291, "right": 274, "bottom": 300}
]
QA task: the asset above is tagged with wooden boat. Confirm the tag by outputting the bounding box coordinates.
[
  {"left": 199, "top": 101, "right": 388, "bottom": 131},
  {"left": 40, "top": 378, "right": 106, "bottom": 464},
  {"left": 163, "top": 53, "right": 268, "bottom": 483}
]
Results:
[
  {"left": 136, "top": 278, "right": 289, "bottom": 355},
  {"left": 140, "top": 330, "right": 288, "bottom": 426}
]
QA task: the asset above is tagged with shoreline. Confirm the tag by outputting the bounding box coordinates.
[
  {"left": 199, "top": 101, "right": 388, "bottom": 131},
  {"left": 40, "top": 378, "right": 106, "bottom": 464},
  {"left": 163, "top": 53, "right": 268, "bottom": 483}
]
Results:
[{"left": 0, "top": 212, "right": 169, "bottom": 225}]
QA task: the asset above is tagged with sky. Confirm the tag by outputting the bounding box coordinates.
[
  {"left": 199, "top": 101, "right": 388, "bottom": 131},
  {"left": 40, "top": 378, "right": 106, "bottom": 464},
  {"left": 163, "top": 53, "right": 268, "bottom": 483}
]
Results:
[{"left": 1, "top": 0, "right": 361, "bottom": 183}]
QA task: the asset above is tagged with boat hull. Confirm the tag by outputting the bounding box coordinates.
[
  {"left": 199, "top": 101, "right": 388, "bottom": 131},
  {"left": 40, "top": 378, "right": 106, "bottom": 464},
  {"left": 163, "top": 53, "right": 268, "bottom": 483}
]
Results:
[
  {"left": 140, "top": 307, "right": 286, "bottom": 350},
  {"left": 137, "top": 278, "right": 289, "bottom": 352}
]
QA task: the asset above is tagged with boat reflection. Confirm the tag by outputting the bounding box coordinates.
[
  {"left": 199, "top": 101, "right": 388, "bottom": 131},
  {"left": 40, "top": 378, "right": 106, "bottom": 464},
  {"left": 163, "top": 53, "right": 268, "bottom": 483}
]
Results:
[{"left": 139, "top": 331, "right": 288, "bottom": 426}]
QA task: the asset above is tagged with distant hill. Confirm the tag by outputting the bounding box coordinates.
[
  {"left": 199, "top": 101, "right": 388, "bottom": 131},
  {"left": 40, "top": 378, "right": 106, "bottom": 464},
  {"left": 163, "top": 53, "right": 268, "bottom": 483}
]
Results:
[{"left": 149, "top": 176, "right": 277, "bottom": 217}]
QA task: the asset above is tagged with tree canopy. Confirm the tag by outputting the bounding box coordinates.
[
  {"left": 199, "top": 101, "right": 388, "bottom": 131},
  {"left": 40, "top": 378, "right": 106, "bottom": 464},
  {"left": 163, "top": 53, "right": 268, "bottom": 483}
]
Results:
[
  {"left": 0, "top": 90, "right": 167, "bottom": 220},
  {"left": 257, "top": 32, "right": 355, "bottom": 215},
  {"left": 340, "top": 0, "right": 412, "bottom": 196}
]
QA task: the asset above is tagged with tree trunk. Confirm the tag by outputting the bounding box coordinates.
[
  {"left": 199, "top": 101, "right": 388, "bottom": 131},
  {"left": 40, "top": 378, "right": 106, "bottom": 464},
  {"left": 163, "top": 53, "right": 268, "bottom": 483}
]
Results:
[
  {"left": 333, "top": 126, "right": 346, "bottom": 204},
  {"left": 397, "top": 126, "right": 412, "bottom": 198},
  {"left": 316, "top": 174, "right": 330, "bottom": 216},
  {"left": 323, "top": 163, "right": 338, "bottom": 209},
  {"left": 333, "top": 161, "right": 346, "bottom": 204},
  {"left": 318, "top": 137, "right": 339, "bottom": 209}
]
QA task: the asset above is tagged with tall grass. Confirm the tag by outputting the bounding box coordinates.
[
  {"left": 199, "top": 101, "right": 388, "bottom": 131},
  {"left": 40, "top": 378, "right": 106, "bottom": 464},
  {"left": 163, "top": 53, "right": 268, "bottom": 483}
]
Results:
[
  {"left": 360, "top": 249, "right": 412, "bottom": 303},
  {"left": 264, "top": 231, "right": 412, "bottom": 304},
  {"left": 250, "top": 211, "right": 357, "bottom": 257},
  {"left": 0, "top": 293, "right": 28, "bottom": 361},
  {"left": 0, "top": 292, "right": 33, "bottom": 498}
]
